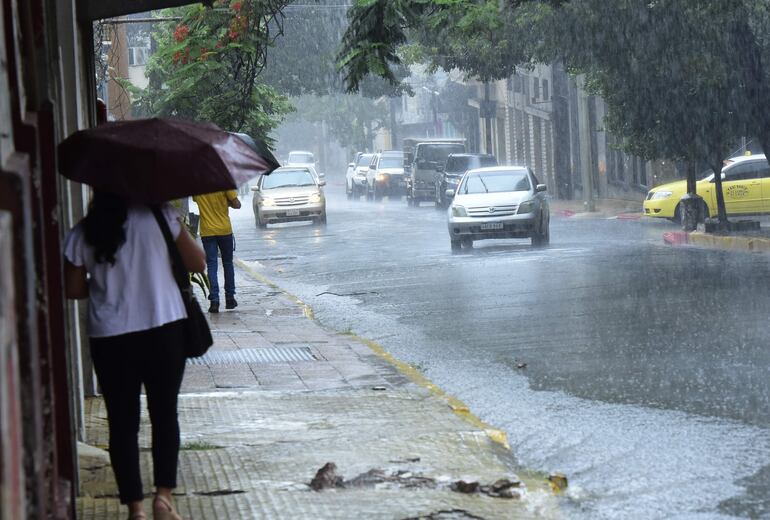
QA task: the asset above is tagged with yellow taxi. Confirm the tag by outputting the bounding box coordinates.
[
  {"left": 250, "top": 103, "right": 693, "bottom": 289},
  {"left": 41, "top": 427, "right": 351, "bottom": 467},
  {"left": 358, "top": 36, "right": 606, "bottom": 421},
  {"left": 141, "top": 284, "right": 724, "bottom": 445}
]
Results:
[{"left": 643, "top": 154, "right": 770, "bottom": 222}]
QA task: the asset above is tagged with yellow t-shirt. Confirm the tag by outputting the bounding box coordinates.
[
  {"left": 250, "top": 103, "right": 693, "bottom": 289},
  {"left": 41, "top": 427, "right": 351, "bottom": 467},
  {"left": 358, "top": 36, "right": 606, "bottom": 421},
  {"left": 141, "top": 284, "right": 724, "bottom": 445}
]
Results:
[{"left": 193, "top": 190, "right": 238, "bottom": 237}]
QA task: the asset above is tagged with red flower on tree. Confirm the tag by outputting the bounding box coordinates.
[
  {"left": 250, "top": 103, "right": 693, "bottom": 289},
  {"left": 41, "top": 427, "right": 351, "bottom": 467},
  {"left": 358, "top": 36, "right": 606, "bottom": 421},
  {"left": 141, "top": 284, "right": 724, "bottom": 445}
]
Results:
[
  {"left": 232, "top": 1, "right": 242, "bottom": 12},
  {"left": 173, "top": 24, "right": 190, "bottom": 43}
]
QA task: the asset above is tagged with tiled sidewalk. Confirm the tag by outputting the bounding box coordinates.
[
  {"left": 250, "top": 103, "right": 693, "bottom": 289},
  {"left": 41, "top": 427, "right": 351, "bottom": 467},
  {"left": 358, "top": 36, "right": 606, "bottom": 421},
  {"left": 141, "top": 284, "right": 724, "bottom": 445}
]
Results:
[{"left": 77, "top": 265, "right": 558, "bottom": 519}]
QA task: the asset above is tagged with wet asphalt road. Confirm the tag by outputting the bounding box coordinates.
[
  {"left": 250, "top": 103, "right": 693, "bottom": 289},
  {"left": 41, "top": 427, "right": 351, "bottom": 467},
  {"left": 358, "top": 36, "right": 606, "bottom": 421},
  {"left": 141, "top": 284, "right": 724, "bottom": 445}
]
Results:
[{"left": 230, "top": 185, "right": 770, "bottom": 519}]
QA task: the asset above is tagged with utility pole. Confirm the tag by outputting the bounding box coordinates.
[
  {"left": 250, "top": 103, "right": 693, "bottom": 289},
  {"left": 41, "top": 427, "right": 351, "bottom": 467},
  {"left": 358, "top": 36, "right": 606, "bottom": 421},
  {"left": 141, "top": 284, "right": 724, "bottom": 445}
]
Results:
[
  {"left": 577, "top": 76, "right": 595, "bottom": 212},
  {"left": 484, "top": 82, "right": 493, "bottom": 154},
  {"left": 389, "top": 96, "right": 399, "bottom": 149}
]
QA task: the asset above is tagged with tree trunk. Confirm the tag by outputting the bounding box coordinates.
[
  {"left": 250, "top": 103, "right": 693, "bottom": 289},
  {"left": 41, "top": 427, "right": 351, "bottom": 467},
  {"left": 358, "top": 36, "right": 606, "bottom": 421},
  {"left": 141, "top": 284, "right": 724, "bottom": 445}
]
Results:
[{"left": 711, "top": 155, "right": 728, "bottom": 224}]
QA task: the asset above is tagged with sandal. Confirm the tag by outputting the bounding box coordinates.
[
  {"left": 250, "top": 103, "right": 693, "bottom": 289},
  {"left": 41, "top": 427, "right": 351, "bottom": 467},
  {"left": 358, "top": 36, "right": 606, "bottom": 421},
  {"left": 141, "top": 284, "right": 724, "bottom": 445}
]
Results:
[{"left": 153, "top": 495, "right": 182, "bottom": 520}]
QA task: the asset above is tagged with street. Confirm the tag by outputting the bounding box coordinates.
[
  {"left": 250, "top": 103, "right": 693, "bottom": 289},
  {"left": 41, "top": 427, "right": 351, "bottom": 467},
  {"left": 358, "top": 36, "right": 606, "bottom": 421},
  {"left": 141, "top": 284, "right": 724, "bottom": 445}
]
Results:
[{"left": 231, "top": 185, "right": 770, "bottom": 520}]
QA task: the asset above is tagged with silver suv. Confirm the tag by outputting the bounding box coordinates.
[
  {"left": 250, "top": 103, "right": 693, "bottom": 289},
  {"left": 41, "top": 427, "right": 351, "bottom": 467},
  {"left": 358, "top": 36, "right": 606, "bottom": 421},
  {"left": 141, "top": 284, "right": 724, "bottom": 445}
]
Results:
[
  {"left": 366, "top": 151, "right": 406, "bottom": 200},
  {"left": 447, "top": 166, "right": 549, "bottom": 251},
  {"left": 252, "top": 166, "right": 327, "bottom": 227}
]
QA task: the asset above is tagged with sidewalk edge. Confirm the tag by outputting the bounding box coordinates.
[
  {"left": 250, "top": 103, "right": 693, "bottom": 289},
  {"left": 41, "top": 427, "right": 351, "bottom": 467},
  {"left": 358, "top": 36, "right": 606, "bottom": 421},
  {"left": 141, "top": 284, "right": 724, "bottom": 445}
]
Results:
[{"left": 235, "top": 257, "right": 510, "bottom": 449}]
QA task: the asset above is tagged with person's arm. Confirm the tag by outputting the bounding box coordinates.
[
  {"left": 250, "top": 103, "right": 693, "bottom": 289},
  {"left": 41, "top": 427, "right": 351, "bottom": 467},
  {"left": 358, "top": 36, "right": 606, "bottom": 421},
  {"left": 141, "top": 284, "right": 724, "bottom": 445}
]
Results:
[
  {"left": 64, "top": 260, "right": 89, "bottom": 299},
  {"left": 228, "top": 196, "right": 241, "bottom": 209},
  {"left": 176, "top": 226, "right": 206, "bottom": 273}
]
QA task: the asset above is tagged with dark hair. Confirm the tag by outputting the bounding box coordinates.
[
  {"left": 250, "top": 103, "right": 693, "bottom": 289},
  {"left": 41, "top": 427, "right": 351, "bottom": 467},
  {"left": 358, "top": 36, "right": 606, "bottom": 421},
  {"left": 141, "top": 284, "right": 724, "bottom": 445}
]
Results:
[{"left": 83, "top": 191, "right": 128, "bottom": 265}]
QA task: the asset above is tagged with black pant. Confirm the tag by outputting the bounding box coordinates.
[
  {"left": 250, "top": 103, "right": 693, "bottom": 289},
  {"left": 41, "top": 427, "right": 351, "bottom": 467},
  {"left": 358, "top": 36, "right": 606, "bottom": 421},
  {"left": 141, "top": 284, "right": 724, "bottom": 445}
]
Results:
[{"left": 90, "top": 320, "right": 187, "bottom": 503}]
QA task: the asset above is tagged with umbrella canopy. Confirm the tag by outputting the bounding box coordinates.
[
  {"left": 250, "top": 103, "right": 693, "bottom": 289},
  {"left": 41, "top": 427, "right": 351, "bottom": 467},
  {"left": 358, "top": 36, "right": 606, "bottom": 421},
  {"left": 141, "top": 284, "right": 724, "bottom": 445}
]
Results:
[{"left": 58, "top": 118, "right": 280, "bottom": 204}]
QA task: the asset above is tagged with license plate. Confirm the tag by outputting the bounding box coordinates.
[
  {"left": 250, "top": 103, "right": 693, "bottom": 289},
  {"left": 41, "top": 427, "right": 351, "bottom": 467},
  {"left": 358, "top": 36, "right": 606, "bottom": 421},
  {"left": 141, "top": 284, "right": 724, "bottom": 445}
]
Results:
[
  {"left": 285, "top": 209, "right": 300, "bottom": 217},
  {"left": 480, "top": 222, "right": 504, "bottom": 230}
]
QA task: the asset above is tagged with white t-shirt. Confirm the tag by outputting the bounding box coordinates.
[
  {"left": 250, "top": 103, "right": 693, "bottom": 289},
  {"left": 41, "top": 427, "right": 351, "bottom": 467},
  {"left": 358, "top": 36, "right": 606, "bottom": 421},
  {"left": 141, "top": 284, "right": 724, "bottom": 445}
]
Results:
[{"left": 64, "top": 204, "right": 187, "bottom": 338}]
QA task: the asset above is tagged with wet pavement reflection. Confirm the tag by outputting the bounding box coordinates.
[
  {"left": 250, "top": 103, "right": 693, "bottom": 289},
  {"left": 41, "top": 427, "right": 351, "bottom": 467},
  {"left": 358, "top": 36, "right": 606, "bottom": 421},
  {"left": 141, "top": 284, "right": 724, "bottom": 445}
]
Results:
[{"left": 232, "top": 188, "right": 770, "bottom": 519}]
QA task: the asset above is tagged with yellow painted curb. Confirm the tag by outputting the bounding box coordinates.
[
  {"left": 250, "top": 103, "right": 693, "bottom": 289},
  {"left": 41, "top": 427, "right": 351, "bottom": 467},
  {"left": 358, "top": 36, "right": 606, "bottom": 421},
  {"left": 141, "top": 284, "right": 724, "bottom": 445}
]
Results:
[
  {"left": 688, "top": 232, "right": 770, "bottom": 253},
  {"left": 236, "top": 257, "right": 561, "bottom": 496},
  {"left": 236, "top": 257, "right": 508, "bottom": 447}
]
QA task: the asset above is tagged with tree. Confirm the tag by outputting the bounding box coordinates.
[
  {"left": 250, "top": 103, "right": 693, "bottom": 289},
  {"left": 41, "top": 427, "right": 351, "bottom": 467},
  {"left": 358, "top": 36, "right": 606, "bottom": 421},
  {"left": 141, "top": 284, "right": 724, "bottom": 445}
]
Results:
[
  {"left": 560, "top": 0, "right": 752, "bottom": 225},
  {"left": 338, "top": 0, "right": 769, "bottom": 226},
  {"left": 135, "top": 1, "right": 294, "bottom": 144}
]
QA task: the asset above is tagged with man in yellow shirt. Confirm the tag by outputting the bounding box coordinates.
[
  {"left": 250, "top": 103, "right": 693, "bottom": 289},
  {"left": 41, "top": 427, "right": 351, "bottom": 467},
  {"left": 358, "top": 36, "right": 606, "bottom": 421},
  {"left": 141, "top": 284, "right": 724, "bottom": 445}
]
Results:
[{"left": 192, "top": 190, "right": 241, "bottom": 313}]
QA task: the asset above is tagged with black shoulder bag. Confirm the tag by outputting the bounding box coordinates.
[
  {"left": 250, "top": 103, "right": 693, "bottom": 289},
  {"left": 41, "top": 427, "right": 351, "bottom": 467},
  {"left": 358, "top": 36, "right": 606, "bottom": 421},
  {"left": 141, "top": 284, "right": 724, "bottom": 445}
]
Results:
[{"left": 152, "top": 207, "right": 213, "bottom": 358}]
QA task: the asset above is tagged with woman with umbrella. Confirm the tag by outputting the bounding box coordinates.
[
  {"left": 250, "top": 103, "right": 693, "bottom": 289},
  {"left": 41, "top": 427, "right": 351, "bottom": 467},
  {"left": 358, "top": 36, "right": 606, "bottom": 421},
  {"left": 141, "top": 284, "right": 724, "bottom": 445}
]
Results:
[{"left": 59, "top": 119, "right": 278, "bottom": 520}]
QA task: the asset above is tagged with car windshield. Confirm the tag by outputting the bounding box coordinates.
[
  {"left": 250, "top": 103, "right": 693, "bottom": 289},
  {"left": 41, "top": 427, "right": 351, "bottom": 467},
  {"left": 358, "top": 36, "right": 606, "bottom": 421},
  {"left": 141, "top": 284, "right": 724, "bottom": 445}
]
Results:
[
  {"left": 288, "top": 152, "right": 313, "bottom": 163},
  {"left": 379, "top": 157, "right": 403, "bottom": 168},
  {"left": 357, "top": 154, "right": 374, "bottom": 167},
  {"left": 416, "top": 144, "right": 465, "bottom": 164},
  {"left": 460, "top": 170, "right": 530, "bottom": 194},
  {"left": 262, "top": 169, "right": 316, "bottom": 189},
  {"left": 446, "top": 155, "right": 497, "bottom": 172}
]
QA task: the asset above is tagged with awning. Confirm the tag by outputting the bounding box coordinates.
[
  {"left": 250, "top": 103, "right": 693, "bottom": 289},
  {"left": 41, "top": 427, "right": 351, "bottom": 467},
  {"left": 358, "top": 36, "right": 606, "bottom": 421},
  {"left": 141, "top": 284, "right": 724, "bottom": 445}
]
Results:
[{"left": 77, "top": 0, "right": 210, "bottom": 21}]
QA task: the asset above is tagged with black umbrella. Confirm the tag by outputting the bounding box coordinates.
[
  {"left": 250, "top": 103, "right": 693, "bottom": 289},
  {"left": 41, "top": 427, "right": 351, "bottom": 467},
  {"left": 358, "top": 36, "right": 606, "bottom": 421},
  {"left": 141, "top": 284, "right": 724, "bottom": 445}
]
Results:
[{"left": 58, "top": 118, "right": 280, "bottom": 204}]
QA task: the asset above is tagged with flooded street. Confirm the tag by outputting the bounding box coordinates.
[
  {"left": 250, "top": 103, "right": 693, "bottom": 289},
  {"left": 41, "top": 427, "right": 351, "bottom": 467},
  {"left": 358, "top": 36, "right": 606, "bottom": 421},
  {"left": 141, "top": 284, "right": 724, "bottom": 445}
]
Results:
[{"left": 232, "top": 188, "right": 770, "bottom": 519}]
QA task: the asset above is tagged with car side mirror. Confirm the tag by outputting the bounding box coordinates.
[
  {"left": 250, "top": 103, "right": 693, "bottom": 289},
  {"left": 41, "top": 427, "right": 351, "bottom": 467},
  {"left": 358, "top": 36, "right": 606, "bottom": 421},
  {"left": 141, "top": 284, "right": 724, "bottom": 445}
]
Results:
[
  {"left": 319, "top": 172, "right": 326, "bottom": 178},
  {"left": 319, "top": 180, "right": 326, "bottom": 187},
  {"left": 437, "top": 164, "right": 444, "bottom": 172},
  {"left": 445, "top": 189, "right": 455, "bottom": 198},
  {"left": 536, "top": 184, "right": 547, "bottom": 192},
  {"left": 251, "top": 185, "right": 260, "bottom": 191},
  {"left": 348, "top": 162, "right": 355, "bottom": 168}
]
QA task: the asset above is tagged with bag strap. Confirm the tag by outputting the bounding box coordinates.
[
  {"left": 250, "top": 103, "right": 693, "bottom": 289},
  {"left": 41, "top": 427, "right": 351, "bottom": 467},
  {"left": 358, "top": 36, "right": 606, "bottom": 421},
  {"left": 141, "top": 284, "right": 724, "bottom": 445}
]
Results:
[{"left": 151, "top": 206, "right": 191, "bottom": 291}]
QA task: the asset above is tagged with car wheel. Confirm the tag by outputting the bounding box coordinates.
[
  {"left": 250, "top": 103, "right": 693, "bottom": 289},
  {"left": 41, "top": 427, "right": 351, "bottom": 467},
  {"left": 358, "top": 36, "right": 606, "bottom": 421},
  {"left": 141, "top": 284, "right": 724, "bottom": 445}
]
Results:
[
  {"left": 673, "top": 204, "right": 684, "bottom": 226},
  {"left": 374, "top": 184, "right": 382, "bottom": 201},
  {"left": 315, "top": 212, "right": 327, "bottom": 226},
  {"left": 531, "top": 215, "right": 549, "bottom": 246},
  {"left": 346, "top": 182, "right": 353, "bottom": 200},
  {"left": 255, "top": 213, "right": 267, "bottom": 229},
  {"left": 450, "top": 239, "right": 461, "bottom": 253},
  {"left": 461, "top": 237, "right": 473, "bottom": 249}
]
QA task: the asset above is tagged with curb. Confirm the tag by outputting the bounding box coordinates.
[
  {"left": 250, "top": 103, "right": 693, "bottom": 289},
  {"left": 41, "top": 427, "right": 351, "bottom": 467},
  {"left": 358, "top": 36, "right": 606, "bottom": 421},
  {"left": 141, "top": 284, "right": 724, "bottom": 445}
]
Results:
[
  {"left": 663, "top": 230, "right": 770, "bottom": 252},
  {"left": 235, "top": 257, "right": 510, "bottom": 449}
]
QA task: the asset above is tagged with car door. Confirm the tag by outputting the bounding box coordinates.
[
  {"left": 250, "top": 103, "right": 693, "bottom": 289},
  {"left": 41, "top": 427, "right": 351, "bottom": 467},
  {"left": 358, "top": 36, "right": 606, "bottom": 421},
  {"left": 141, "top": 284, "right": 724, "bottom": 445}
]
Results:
[
  {"left": 720, "top": 161, "right": 762, "bottom": 214},
  {"left": 757, "top": 161, "right": 770, "bottom": 213},
  {"left": 367, "top": 155, "right": 379, "bottom": 189}
]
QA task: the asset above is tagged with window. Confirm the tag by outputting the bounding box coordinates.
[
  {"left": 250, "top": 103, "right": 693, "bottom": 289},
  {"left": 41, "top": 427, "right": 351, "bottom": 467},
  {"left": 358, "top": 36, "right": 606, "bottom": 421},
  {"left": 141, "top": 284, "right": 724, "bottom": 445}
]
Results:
[
  {"left": 542, "top": 79, "right": 549, "bottom": 101},
  {"left": 460, "top": 170, "right": 531, "bottom": 194},
  {"left": 724, "top": 161, "right": 767, "bottom": 181},
  {"left": 533, "top": 78, "right": 540, "bottom": 100},
  {"left": 128, "top": 47, "right": 149, "bottom": 66}
]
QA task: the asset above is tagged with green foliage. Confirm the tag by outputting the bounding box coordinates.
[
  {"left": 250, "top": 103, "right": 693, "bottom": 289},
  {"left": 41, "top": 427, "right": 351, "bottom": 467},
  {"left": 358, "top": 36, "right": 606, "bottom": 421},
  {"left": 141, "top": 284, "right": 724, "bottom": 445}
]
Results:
[
  {"left": 339, "top": 0, "right": 770, "bottom": 223},
  {"left": 136, "top": 1, "right": 294, "bottom": 144}
]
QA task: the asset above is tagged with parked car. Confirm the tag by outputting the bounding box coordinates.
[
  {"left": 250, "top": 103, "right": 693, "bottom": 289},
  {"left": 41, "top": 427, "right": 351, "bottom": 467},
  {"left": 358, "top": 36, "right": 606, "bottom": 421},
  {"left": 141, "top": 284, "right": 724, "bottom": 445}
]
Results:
[
  {"left": 366, "top": 151, "right": 406, "bottom": 200},
  {"left": 447, "top": 166, "right": 549, "bottom": 251},
  {"left": 252, "top": 166, "right": 326, "bottom": 227},
  {"left": 435, "top": 153, "right": 497, "bottom": 208},
  {"left": 643, "top": 154, "right": 770, "bottom": 223},
  {"left": 347, "top": 153, "right": 375, "bottom": 199}
]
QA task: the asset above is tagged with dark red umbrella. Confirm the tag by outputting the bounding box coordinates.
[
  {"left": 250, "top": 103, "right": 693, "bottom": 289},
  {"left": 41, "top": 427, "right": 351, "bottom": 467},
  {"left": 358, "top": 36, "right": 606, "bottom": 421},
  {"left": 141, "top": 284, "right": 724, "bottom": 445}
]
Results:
[{"left": 57, "top": 118, "right": 280, "bottom": 204}]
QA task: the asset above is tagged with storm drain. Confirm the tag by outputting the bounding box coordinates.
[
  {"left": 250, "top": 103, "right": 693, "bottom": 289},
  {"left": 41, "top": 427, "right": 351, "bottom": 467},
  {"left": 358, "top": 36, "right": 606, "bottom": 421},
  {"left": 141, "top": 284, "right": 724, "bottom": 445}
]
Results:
[{"left": 187, "top": 347, "right": 317, "bottom": 366}]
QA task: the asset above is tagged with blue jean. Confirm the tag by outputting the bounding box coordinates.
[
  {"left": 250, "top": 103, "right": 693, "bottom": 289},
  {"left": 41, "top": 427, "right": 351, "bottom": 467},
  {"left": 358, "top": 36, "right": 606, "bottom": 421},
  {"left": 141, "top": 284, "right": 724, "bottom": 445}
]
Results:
[{"left": 201, "top": 234, "right": 235, "bottom": 302}]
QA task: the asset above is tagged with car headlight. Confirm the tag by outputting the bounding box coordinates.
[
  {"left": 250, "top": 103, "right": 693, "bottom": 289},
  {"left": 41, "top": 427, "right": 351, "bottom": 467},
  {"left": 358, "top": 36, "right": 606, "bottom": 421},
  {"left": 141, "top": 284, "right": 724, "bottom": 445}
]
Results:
[
  {"left": 377, "top": 173, "right": 387, "bottom": 182},
  {"left": 451, "top": 205, "right": 467, "bottom": 217},
  {"left": 517, "top": 200, "right": 536, "bottom": 214},
  {"left": 261, "top": 197, "right": 275, "bottom": 207},
  {"left": 650, "top": 190, "right": 673, "bottom": 200},
  {"left": 309, "top": 192, "right": 322, "bottom": 203}
]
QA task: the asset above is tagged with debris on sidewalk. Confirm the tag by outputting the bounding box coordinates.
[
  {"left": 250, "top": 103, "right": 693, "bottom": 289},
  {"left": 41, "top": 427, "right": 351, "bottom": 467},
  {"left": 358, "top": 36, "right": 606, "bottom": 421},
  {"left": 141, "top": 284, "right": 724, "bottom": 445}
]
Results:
[{"left": 310, "top": 462, "right": 342, "bottom": 490}]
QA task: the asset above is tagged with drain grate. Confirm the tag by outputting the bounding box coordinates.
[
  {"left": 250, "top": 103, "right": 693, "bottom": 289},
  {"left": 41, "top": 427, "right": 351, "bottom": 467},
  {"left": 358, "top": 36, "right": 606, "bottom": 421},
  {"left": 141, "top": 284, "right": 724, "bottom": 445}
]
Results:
[{"left": 187, "top": 347, "right": 317, "bottom": 366}]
